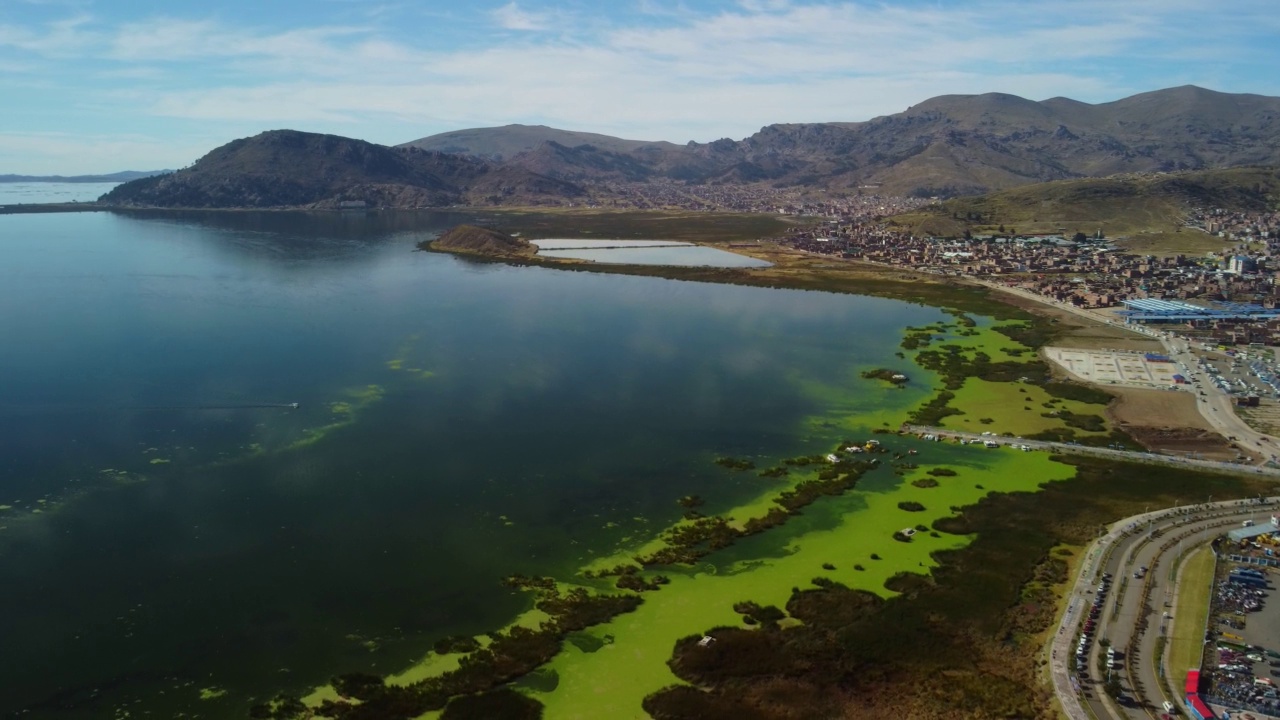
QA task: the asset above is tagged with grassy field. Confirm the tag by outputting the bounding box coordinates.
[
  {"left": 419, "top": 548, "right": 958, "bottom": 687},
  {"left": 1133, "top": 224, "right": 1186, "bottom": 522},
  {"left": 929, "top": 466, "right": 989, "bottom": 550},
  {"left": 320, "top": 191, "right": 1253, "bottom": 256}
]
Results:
[
  {"left": 939, "top": 378, "right": 1109, "bottom": 437},
  {"left": 1167, "top": 546, "right": 1215, "bottom": 678}
]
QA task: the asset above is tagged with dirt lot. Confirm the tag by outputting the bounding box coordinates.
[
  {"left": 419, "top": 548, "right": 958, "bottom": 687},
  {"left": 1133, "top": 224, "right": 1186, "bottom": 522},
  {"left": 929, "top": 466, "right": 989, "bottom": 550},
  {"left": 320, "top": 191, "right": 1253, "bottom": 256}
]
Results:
[
  {"left": 1105, "top": 385, "right": 1239, "bottom": 460},
  {"left": 1238, "top": 399, "right": 1280, "bottom": 438}
]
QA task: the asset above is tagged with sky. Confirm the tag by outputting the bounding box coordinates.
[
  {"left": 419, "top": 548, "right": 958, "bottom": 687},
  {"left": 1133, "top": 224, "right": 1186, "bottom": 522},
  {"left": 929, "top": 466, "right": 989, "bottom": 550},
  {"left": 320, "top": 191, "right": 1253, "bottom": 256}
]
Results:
[{"left": 2, "top": 0, "right": 1279, "bottom": 174}]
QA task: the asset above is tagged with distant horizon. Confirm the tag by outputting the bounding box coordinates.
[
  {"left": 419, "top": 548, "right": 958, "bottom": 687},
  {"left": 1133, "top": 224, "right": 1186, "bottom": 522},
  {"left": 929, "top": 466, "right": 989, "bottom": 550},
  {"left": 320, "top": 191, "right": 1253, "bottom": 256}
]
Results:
[
  {"left": 0, "top": 170, "right": 170, "bottom": 181},
  {"left": 3, "top": 0, "right": 1278, "bottom": 175}
]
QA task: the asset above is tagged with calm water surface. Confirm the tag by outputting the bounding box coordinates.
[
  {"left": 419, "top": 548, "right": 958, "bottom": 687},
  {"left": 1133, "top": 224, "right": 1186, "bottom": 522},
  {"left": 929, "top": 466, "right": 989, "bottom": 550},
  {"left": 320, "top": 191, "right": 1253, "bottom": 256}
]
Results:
[
  {"left": 0, "top": 210, "right": 939, "bottom": 717},
  {"left": 528, "top": 238, "right": 771, "bottom": 267},
  {"left": 0, "top": 181, "right": 119, "bottom": 204},
  {"left": 529, "top": 239, "right": 692, "bottom": 248}
]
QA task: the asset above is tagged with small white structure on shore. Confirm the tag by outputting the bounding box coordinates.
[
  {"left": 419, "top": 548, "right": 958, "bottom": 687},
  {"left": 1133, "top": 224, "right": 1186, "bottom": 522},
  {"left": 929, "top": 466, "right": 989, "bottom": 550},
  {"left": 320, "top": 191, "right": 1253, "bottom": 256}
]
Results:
[{"left": 697, "top": 636, "right": 716, "bottom": 648}]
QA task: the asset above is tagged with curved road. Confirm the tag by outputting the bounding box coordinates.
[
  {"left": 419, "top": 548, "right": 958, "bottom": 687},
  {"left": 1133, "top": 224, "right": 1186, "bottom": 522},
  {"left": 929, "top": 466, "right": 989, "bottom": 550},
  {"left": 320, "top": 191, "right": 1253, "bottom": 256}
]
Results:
[
  {"left": 900, "top": 425, "right": 1280, "bottom": 480},
  {"left": 1050, "top": 498, "right": 1278, "bottom": 720}
]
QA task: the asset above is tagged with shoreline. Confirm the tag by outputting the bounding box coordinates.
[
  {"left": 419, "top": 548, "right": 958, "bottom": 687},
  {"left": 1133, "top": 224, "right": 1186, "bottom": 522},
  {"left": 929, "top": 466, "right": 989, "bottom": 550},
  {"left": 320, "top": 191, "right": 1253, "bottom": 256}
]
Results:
[
  {"left": 288, "top": 296, "right": 1165, "bottom": 718},
  {"left": 294, "top": 305, "right": 1083, "bottom": 717},
  {"left": 13, "top": 205, "right": 1260, "bottom": 718}
]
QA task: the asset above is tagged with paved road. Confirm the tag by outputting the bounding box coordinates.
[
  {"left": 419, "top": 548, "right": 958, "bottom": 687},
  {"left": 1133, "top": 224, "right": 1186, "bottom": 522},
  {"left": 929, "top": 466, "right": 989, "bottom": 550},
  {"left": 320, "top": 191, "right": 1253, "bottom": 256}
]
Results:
[
  {"left": 978, "top": 281, "right": 1280, "bottom": 463},
  {"left": 1159, "top": 337, "right": 1280, "bottom": 464},
  {"left": 1048, "top": 499, "right": 1279, "bottom": 720},
  {"left": 900, "top": 425, "right": 1280, "bottom": 479}
]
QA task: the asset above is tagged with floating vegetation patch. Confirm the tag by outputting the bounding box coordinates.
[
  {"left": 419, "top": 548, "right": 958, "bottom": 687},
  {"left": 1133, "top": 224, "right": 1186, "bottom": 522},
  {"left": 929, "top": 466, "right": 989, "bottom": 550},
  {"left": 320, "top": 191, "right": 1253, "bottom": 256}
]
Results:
[
  {"left": 861, "top": 368, "right": 910, "bottom": 385},
  {"left": 294, "top": 581, "right": 642, "bottom": 720},
  {"left": 715, "top": 457, "right": 756, "bottom": 471}
]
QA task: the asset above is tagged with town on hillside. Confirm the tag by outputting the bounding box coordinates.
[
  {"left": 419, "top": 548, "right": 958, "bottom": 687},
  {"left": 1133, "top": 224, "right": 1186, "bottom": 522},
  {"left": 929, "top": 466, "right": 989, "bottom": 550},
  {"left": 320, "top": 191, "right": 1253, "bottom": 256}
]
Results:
[{"left": 779, "top": 198, "right": 1280, "bottom": 346}]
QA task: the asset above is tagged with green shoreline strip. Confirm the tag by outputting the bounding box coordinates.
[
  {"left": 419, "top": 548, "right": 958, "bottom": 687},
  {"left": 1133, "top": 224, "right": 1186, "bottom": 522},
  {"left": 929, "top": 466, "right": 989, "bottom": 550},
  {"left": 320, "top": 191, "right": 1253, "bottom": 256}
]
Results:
[
  {"left": 528, "top": 452, "right": 1074, "bottom": 719},
  {"left": 295, "top": 304, "right": 1094, "bottom": 719}
]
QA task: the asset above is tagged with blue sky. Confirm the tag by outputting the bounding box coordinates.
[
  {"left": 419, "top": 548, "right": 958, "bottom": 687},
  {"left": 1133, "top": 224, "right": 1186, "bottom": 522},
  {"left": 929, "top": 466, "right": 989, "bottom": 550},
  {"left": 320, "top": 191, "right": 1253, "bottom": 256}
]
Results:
[{"left": 2, "top": 0, "right": 1278, "bottom": 174}]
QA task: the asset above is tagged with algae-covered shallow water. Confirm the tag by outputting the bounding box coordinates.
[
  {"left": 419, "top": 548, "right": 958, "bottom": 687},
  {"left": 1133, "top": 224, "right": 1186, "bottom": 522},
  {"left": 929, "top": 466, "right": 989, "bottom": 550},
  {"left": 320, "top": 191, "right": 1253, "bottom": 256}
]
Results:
[{"left": 0, "top": 210, "right": 965, "bottom": 717}]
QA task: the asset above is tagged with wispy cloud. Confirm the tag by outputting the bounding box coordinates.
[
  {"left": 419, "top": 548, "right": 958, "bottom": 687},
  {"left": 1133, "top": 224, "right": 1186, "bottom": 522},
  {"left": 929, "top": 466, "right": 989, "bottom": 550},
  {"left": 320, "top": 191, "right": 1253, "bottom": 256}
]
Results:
[
  {"left": 1, "top": 0, "right": 1278, "bottom": 173},
  {"left": 490, "top": 2, "right": 550, "bottom": 31},
  {"left": 0, "top": 13, "right": 97, "bottom": 56}
]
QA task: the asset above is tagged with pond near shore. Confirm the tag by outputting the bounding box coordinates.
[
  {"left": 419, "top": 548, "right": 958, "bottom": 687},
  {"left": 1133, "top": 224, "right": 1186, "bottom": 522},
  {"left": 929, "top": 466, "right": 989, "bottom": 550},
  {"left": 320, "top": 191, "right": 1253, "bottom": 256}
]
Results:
[
  {"left": 529, "top": 238, "right": 772, "bottom": 267},
  {"left": 0, "top": 210, "right": 945, "bottom": 717}
]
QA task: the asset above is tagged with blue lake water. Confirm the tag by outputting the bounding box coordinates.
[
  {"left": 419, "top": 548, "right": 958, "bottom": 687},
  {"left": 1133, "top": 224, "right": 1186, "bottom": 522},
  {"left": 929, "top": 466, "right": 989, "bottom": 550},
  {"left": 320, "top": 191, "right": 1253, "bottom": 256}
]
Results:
[
  {"left": 0, "top": 181, "right": 119, "bottom": 205},
  {"left": 529, "top": 238, "right": 771, "bottom": 267},
  {"left": 0, "top": 210, "right": 941, "bottom": 717}
]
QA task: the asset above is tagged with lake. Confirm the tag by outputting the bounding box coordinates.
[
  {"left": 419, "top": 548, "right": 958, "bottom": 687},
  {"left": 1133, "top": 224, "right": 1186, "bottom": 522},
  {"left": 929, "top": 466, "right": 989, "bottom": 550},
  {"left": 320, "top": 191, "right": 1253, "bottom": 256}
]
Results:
[
  {"left": 528, "top": 238, "right": 771, "bottom": 267},
  {"left": 0, "top": 181, "right": 120, "bottom": 205},
  {"left": 0, "top": 210, "right": 942, "bottom": 717}
]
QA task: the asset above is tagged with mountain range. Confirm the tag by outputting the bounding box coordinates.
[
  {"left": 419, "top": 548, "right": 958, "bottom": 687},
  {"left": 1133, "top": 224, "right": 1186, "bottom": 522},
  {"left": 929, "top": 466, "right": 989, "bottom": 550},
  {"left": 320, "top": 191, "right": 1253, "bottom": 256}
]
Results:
[{"left": 101, "top": 85, "right": 1280, "bottom": 209}]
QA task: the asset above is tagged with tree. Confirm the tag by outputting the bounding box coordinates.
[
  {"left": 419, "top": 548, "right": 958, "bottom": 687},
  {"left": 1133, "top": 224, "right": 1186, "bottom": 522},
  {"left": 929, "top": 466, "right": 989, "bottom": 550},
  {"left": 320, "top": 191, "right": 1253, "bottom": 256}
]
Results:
[{"left": 1072, "top": 232, "right": 1088, "bottom": 243}]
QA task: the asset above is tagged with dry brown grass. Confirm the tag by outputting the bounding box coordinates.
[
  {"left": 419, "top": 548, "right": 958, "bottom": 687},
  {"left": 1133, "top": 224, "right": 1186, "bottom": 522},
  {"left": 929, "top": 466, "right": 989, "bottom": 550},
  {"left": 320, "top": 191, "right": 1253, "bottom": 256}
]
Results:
[{"left": 1113, "top": 229, "right": 1234, "bottom": 258}]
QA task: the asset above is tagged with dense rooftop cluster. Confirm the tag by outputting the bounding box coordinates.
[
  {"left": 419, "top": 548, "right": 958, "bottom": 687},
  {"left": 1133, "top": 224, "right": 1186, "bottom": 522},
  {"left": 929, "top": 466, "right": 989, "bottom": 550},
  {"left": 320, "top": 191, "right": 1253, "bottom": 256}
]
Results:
[{"left": 780, "top": 202, "right": 1280, "bottom": 345}]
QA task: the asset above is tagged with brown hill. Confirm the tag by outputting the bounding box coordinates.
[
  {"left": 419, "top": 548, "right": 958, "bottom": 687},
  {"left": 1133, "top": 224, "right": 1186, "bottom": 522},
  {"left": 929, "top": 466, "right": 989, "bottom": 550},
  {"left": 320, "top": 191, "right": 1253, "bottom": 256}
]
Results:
[
  {"left": 101, "top": 130, "right": 585, "bottom": 209},
  {"left": 890, "top": 166, "right": 1280, "bottom": 238},
  {"left": 427, "top": 224, "right": 533, "bottom": 258},
  {"left": 100, "top": 86, "right": 1280, "bottom": 209},
  {"left": 398, "top": 124, "right": 679, "bottom": 160},
  {"left": 402, "top": 86, "right": 1280, "bottom": 197}
]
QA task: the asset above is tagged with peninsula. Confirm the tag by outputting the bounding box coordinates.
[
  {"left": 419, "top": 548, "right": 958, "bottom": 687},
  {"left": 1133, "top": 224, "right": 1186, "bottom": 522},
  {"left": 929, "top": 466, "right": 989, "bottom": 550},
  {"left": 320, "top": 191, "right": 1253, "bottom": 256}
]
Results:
[{"left": 426, "top": 224, "right": 534, "bottom": 258}]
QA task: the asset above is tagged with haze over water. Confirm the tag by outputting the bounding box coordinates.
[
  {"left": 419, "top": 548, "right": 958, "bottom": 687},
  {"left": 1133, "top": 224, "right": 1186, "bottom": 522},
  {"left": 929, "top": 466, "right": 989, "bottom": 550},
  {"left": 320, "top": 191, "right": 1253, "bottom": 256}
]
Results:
[
  {"left": 0, "top": 210, "right": 941, "bottom": 717},
  {"left": 0, "top": 181, "right": 119, "bottom": 205}
]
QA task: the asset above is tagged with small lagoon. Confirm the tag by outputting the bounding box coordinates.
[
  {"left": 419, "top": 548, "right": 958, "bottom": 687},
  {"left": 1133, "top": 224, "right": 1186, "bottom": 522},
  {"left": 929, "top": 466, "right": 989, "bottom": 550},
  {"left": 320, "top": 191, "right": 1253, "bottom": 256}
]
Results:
[{"left": 529, "top": 238, "right": 771, "bottom": 267}]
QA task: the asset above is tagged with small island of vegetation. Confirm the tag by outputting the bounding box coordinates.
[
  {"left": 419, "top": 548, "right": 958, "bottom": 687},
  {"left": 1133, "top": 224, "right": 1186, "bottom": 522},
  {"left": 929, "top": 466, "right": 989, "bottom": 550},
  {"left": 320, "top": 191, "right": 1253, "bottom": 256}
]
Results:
[
  {"left": 423, "top": 224, "right": 534, "bottom": 258},
  {"left": 860, "top": 368, "right": 910, "bottom": 385}
]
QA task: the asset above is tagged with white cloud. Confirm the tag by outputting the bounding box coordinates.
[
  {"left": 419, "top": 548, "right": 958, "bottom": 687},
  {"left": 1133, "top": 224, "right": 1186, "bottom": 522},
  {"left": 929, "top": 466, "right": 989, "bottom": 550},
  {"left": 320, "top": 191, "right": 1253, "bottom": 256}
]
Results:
[
  {"left": 3, "top": 0, "right": 1279, "bottom": 173},
  {"left": 490, "top": 2, "right": 550, "bottom": 31},
  {"left": 125, "top": 1, "right": 1157, "bottom": 140},
  {"left": 0, "top": 13, "right": 98, "bottom": 56}
]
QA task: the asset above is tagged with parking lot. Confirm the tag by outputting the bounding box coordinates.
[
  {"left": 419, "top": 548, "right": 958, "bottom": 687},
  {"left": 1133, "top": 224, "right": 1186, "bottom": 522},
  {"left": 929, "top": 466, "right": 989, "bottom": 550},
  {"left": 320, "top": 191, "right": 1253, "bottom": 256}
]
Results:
[
  {"left": 1194, "top": 347, "right": 1280, "bottom": 401},
  {"left": 1206, "top": 561, "right": 1280, "bottom": 718}
]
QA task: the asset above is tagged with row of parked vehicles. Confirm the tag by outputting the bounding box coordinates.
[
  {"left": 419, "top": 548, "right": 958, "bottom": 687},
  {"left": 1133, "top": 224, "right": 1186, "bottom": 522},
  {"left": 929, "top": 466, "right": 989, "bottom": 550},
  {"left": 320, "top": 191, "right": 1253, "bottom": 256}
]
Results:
[{"left": 1075, "top": 572, "right": 1114, "bottom": 678}]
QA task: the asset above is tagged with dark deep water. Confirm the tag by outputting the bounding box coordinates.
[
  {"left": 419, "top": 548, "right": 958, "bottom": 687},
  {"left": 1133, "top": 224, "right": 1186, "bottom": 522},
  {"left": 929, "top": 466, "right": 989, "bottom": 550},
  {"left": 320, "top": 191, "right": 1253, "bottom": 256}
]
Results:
[{"left": 0, "top": 210, "right": 941, "bottom": 717}]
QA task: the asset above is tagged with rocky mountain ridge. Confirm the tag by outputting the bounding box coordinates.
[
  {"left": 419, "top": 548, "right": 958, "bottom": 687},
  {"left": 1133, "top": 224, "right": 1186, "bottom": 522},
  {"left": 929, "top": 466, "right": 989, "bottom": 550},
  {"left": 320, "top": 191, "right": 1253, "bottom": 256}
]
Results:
[{"left": 101, "top": 85, "right": 1280, "bottom": 208}]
